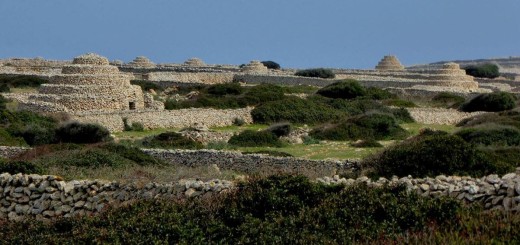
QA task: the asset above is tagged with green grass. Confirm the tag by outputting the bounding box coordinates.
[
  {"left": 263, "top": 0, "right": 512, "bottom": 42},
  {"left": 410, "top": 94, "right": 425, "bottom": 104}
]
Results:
[
  {"left": 114, "top": 128, "right": 179, "bottom": 141},
  {"left": 210, "top": 124, "right": 269, "bottom": 133},
  {"left": 401, "top": 122, "right": 457, "bottom": 135}
]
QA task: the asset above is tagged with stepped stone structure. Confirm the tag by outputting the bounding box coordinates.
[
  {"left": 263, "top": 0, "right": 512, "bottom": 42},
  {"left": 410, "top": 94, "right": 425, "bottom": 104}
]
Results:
[
  {"left": 375, "top": 55, "right": 404, "bottom": 71},
  {"left": 241, "top": 60, "right": 268, "bottom": 74},
  {"left": 184, "top": 58, "right": 206, "bottom": 66},
  {"left": 19, "top": 53, "right": 163, "bottom": 113},
  {"left": 127, "top": 56, "right": 156, "bottom": 68}
]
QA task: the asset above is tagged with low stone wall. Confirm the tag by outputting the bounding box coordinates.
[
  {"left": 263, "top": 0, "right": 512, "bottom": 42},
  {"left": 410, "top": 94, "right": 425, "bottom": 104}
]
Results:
[
  {"left": 0, "top": 146, "right": 30, "bottom": 159},
  {"left": 0, "top": 173, "right": 233, "bottom": 221},
  {"left": 319, "top": 171, "right": 520, "bottom": 211},
  {"left": 407, "top": 108, "right": 486, "bottom": 125},
  {"left": 70, "top": 107, "right": 254, "bottom": 132},
  {"left": 142, "top": 149, "right": 358, "bottom": 175},
  {"left": 148, "top": 72, "right": 234, "bottom": 84},
  {"left": 233, "top": 74, "right": 338, "bottom": 86}
]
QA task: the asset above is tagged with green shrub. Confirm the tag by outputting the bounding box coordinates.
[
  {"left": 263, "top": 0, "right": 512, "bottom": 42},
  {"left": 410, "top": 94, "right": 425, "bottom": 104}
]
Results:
[
  {"left": 316, "top": 80, "right": 366, "bottom": 99},
  {"left": 303, "top": 135, "right": 320, "bottom": 145},
  {"left": 311, "top": 113, "right": 408, "bottom": 141},
  {"left": 261, "top": 61, "right": 281, "bottom": 70},
  {"left": 363, "top": 133, "right": 497, "bottom": 178},
  {"left": 243, "top": 83, "right": 286, "bottom": 105},
  {"left": 251, "top": 96, "right": 342, "bottom": 124},
  {"left": 464, "top": 64, "right": 500, "bottom": 79},
  {"left": 295, "top": 68, "right": 335, "bottom": 79},
  {"left": 228, "top": 130, "right": 283, "bottom": 147},
  {"left": 455, "top": 123, "right": 520, "bottom": 146},
  {"left": 350, "top": 139, "right": 383, "bottom": 148},
  {"left": 0, "top": 160, "right": 45, "bottom": 175},
  {"left": 479, "top": 146, "right": 520, "bottom": 173},
  {"left": 34, "top": 148, "right": 135, "bottom": 168},
  {"left": 0, "top": 75, "right": 47, "bottom": 88},
  {"left": 0, "top": 84, "right": 9, "bottom": 92},
  {"left": 320, "top": 97, "right": 415, "bottom": 123},
  {"left": 383, "top": 99, "right": 417, "bottom": 108},
  {"left": 141, "top": 132, "right": 203, "bottom": 149},
  {"left": 130, "top": 80, "right": 162, "bottom": 92},
  {"left": 363, "top": 87, "right": 398, "bottom": 100},
  {"left": 206, "top": 83, "right": 243, "bottom": 96},
  {"left": 0, "top": 128, "right": 27, "bottom": 146},
  {"left": 457, "top": 110, "right": 520, "bottom": 129},
  {"left": 0, "top": 95, "right": 8, "bottom": 109},
  {"left": 280, "top": 85, "right": 319, "bottom": 94},
  {"left": 233, "top": 117, "right": 245, "bottom": 126},
  {"left": 460, "top": 92, "right": 517, "bottom": 112},
  {"left": 99, "top": 143, "right": 164, "bottom": 166},
  {"left": 264, "top": 122, "right": 292, "bottom": 137},
  {"left": 2, "top": 110, "right": 58, "bottom": 146},
  {"left": 431, "top": 92, "right": 466, "bottom": 108},
  {"left": 55, "top": 122, "right": 112, "bottom": 144},
  {"left": 123, "top": 118, "right": 144, "bottom": 132}
]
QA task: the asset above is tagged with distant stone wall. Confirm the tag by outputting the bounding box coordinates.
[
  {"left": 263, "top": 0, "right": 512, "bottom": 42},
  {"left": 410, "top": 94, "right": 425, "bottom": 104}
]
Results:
[
  {"left": 70, "top": 107, "right": 254, "bottom": 132},
  {"left": 142, "top": 149, "right": 358, "bottom": 176},
  {"left": 0, "top": 146, "right": 30, "bottom": 159},
  {"left": 408, "top": 107, "right": 486, "bottom": 125},
  {"left": 147, "top": 72, "right": 234, "bottom": 84},
  {"left": 233, "top": 74, "right": 338, "bottom": 86}
]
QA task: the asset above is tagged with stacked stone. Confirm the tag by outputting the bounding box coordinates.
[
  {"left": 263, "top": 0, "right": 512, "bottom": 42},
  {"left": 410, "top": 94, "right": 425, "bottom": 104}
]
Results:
[
  {"left": 318, "top": 171, "right": 520, "bottom": 211},
  {"left": 127, "top": 56, "right": 156, "bottom": 68},
  {"left": 241, "top": 61, "right": 268, "bottom": 74},
  {"left": 0, "top": 173, "right": 234, "bottom": 221},
  {"left": 375, "top": 55, "right": 405, "bottom": 71},
  {"left": 19, "top": 53, "right": 162, "bottom": 113},
  {"left": 184, "top": 58, "right": 206, "bottom": 66}
]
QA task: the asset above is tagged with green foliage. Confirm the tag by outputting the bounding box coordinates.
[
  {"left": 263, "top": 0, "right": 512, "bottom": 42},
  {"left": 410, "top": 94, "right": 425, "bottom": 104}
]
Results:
[
  {"left": 260, "top": 60, "right": 281, "bottom": 70},
  {"left": 55, "top": 122, "right": 112, "bottom": 144},
  {"left": 264, "top": 122, "right": 292, "bottom": 137},
  {"left": 130, "top": 80, "right": 163, "bottom": 92},
  {"left": 464, "top": 63, "right": 500, "bottom": 79},
  {"left": 0, "top": 84, "right": 9, "bottom": 92},
  {"left": 316, "top": 80, "right": 366, "bottom": 99},
  {"left": 141, "top": 132, "right": 203, "bottom": 149},
  {"left": 455, "top": 123, "right": 520, "bottom": 146},
  {"left": 457, "top": 110, "right": 520, "bottom": 129},
  {"left": 206, "top": 83, "right": 243, "bottom": 96},
  {"left": 251, "top": 96, "right": 342, "bottom": 124},
  {"left": 99, "top": 143, "right": 165, "bottom": 166},
  {"left": 350, "top": 139, "right": 383, "bottom": 148},
  {"left": 364, "top": 133, "right": 497, "bottom": 178},
  {"left": 228, "top": 130, "right": 283, "bottom": 147},
  {"left": 295, "top": 68, "right": 335, "bottom": 78},
  {"left": 479, "top": 146, "right": 520, "bottom": 173},
  {"left": 0, "top": 160, "right": 45, "bottom": 175},
  {"left": 460, "top": 92, "right": 517, "bottom": 112},
  {"left": 2, "top": 110, "right": 58, "bottom": 146},
  {"left": 123, "top": 118, "right": 144, "bottom": 132},
  {"left": 0, "top": 75, "right": 47, "bottom": 88},
  {"left": 363, "top": 87, "right": 398, "bottom": 100},
  {"left": 311, "top": 113, "right": 409, "bottom": 141},
  {"left": 0, "top": 175, "right": 462, "bottom": 243},
  {"left": 302, "top": 135, "right": 320, "bottom": 145},
  {"left": 0, "top": 128, "right": 27, "bottom": 146},
  {"left": 383, "top": 99, "right": 417, "bottom": 107},
  {"left": 0, "top": 95, "right": 8, "bottom": 109},
  {"left": 232, "top": 117, "right": 245, "bottom": 126},
  {"left": 242, "top": 83, "right": 285, "bottom": 105},
  {"left": 431, "top": 92, "right": 466, "bottom": 108}
]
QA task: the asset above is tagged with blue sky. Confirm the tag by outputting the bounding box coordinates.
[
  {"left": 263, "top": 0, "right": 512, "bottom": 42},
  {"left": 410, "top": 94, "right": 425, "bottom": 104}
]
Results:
[{"left": 0, "top": 0, "right": 519, "bottom": 68}]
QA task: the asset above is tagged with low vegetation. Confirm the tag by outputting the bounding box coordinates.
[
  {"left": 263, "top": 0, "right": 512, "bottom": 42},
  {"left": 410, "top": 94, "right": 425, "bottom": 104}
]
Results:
[
  {"left": 0, "top": 75, "right": 47, "bottom": 92},
  {"left": 460, "top": 92, "right": 517, "bottom": 112},
  {"left": 464, "top": 63, "right": 500, "bottom": 79},
  {"left": 140, "top": 132, "right": 203, "bottom": 149},
  {"left": 228, "top": 130, "right": 283, "bottom": 147},
  {"left": 294, "top": 68, "right": 335, "bottom": 79}
]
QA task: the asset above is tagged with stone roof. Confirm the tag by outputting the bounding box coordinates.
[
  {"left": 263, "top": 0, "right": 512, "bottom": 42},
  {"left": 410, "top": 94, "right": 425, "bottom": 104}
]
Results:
[
  {"left": 128, "top": 56, "right": 156, "bottom": 68},
  {"left": 241, "top": 60, "right": 268, "bottom": 74},
  {"left": 72, "top": 53, "right": 109, "bottom": 66},
  {"left": 375, "top": 55, "right": 405, "bottom": 71}
]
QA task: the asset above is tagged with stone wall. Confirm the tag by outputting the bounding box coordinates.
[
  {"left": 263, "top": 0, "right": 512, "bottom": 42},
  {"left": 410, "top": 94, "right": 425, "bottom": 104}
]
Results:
[
  {"left": 407, "top": 108, "right": 486, "bottom": 125},
  {"left": 147, "top": 72, "right": 234, "bottom": 84},
  {"left": 0, "top": 173, "right": 233, "bottom": 221},
  {"left": 70, "top": 107, "right": 254, "bottom": 132},
  {"left": 233, "top": 74, "right": 338, "bottom": 86},
  {"left": 319, "top": 171, "right": 520, "bottom": 211},
  {"left": 0, "top": 146, "right": 30, "bottom": 159},
  {"left": 142, "top": 149, "right": 357, "bottom": 176}
]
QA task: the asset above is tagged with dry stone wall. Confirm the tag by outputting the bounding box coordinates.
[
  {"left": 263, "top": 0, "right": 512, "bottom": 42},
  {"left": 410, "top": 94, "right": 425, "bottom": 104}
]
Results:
[
  {"left": 0, "top": 173, "right": 234, "bottom": 221},
  {"left": 70, "top": 107, "right": 254, "bottom": 132},
  {"left": 407, "top": 108, "right": 486, "bottom": 125},
  {"left": 0, "top": 146, "right": 30, "bottom": 159},
  {"left": 147, "top": 72, "right": 234, "bottom": 84}
]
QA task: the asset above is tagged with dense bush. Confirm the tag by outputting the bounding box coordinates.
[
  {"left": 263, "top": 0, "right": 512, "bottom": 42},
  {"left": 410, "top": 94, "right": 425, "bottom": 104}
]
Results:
[
  {"left": 99, "top": 143, "right": 165, "bottom": 166},
  {"left": 228, "top": 130, "right": 283, "bottom": 147},
  {"left": 0, "top": 175, "right": 461, "bottom": 243},
  {"left": 261, "top": 60, "right": 281, "bottom": 70},
  {"left": 2, "top": 110, "right": 58, "bottom": 146},
  {"left": 123, "top": 118, "right": 144, "bottom": 132},
  {"left": 316, "top": 80, "right": 366, "bottom": 99},
  {"left": 232, "top": 117, "right": 245, "bottom": 126},
  {"left": 460, "top": 92, "right": 517, "bottom": 112},
  {"left": 455, "top": 123, "right": 520, "bottom": 146},
  {"left": 0, "top": 95, "right": 8, "bottom": 109},
  {"left": 363, "top": 87, "right": 398, "bottom": 100},
  {"left": 310, "top": 113, "right": 408, "bottom": 141},
  {"left": 295, "top": 68, "right": 335, "bottom": 79},
  {"left": 431, "top": 92, "right": 466, "bottom": 108},
  {"left": 264, "top": 122, "right": 292, "bottom": 137},
  {"left": 0, "top": 128, "right": 27, "bottom": 146},
  {"left": 55, "top": 122, "right": 112, "bottom": 144},
  {"left": 251, "top": 96, "right": 342, "bottom": 124},
  {"left": 363, "top": 133, "right": 498, "bottom": 178},
  {"left": 130, "top": 80, "right": 163, "bottom": 92},
  {"left": 0, "top": 84, "right": 9, "bottom": 92},
  {"left": 464, "top": 64, "right": 500, "bottom": 79},
  {"left": 242, "top": 83, "right": 286, "bottom": 105},
  {"left": 383, "top": 99, "right": 417, "bottom": 108},
  {"left": 479, "top": 146, "right": 520, "bottom": 173},
  {"left": 141, "top": 132, "right": 203, "bottom": 149},
  {"left": 206, "top": 83, "right": 243, "bottom": 96},
  {"left": 0, "top": 160, "right": 45, "bottom": 175}
]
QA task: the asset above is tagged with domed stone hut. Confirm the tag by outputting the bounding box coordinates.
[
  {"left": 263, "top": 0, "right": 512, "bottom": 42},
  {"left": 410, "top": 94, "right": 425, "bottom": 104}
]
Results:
[
  {"left": 21, "top": 53, "right": 163, "bottom": 113},
  {"left": 241, "top": 60, "right": 268, "bottom": 74},
  {"left": 127, "top": 56, "right": 156, "bottom": 68},
  {"left": 375, "top": 55, "right": 405, "bottom": 71},
  {"left": 184, "top": 58, "right": 206, "bottom": 66}
]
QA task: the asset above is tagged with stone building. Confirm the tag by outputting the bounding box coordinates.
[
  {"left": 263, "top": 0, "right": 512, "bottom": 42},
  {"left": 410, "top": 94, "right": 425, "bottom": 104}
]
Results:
[
  {"left": 127, "top": 56, "right": 156, "bottom": 68},
  {"left": 20, "top": 53, "right": 163, "bottom": 113},
  {"left": 375, "top": 55, "right": 405, "bottom": 71},
  {"left": 184, "top": 58, "right": 206, "bottom": 66},
  {"left": 241, "top": 60, "right": 268, "bottom": 74}
]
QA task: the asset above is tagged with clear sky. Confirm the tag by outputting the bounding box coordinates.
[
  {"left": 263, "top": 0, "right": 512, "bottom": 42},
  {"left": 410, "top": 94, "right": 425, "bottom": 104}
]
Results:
[{"left": 0, "top": 0, "right": 519, "bottom": 69}]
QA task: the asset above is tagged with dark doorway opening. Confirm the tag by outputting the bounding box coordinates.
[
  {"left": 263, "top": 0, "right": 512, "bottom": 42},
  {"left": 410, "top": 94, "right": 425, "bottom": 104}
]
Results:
[{"left": 129, "top": 101, "right": 136, "bottom": 110}]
